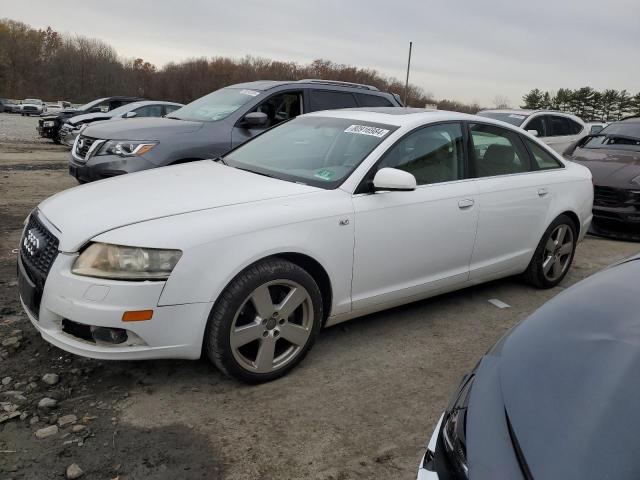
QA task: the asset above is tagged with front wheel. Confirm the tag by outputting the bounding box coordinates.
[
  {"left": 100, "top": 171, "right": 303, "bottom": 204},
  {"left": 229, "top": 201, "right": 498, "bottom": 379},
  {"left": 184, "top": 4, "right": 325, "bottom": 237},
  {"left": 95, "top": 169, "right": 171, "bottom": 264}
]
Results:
[
  {"left": 524, "top": 214, "right": 577, "bottom": 288},
  {"left": 204, "top": 258, "right": 323, "bottom": 383}
]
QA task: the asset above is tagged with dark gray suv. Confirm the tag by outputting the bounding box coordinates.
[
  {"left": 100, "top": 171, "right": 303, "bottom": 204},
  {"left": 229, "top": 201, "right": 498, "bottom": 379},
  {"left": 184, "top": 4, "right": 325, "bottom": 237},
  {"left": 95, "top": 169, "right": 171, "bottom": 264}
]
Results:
[{"left": 69, "top": 79, "right": 403, "bottom": 182}]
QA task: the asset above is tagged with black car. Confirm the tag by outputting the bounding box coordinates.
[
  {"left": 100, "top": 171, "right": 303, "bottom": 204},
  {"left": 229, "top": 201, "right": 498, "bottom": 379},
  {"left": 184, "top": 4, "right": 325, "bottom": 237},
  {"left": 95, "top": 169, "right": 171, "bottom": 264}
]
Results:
[
  {"left": 565, "top": 115, "right": 640, "bottom": 240},
  {"left": 418, "top": 254, "right": 640, "bottom": 480},
  {"left": 68, "top": 79, "right": 403, "bottom": 183},
  {"left": 38, "top": 96, "right": 144, "bottom": 144}
]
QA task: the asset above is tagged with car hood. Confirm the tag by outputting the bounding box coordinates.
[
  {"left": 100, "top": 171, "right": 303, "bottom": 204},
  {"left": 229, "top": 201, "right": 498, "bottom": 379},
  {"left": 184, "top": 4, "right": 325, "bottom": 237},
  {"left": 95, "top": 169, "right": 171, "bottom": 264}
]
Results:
[
  {"left": 571, "top": 146, "right": 640, "bottom": 188},
  {"left": 83, "top": 117, "right": 204, "bottom": 140},
  {"left": 38, "top": 161, "right": 319, "bottom": 251},
  {"left": 68, "top": 112, "right": 114, "bottom": 125},
  {"left": 495, "top": 257, "right": 640, "bottom": 479}
]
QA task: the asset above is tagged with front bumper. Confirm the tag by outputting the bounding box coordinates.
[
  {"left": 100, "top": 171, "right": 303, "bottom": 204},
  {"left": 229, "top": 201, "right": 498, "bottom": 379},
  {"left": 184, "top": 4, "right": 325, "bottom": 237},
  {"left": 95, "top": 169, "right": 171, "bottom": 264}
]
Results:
[
  {"left": 19, "top": 251, "right": 212, "bottom": 360},
  {"left": 417, "top": 415, "right": 444, "bottom": 480},
  {"left": 590, "top": 205, "right": 640, "bottom": 241},
  {"left": 69, "top": 153, "right": 157, "bottom": 183}
]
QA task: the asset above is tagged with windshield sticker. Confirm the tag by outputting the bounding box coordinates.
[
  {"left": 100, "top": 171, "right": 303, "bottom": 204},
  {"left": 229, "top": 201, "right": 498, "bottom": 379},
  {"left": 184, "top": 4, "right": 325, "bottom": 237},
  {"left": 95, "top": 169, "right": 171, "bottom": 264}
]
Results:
[
  {"left": 239, "top": 89, "right": 260, "bottom": 97},
  {"left": 508, "top": 114, "right": 526, "bottom": 120},
  {"left": 344, "top": 124, "right": 390, "bottom": 138},
  {"left": 314, "top": 169, "right": 335, "bottom": 181}
]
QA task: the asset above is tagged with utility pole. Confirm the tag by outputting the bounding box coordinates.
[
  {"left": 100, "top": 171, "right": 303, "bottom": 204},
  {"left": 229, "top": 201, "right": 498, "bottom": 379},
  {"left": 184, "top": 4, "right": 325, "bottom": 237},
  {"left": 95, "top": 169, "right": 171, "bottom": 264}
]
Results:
[{"left": 403, "top": 41, "right": 413, "bottom": 106}]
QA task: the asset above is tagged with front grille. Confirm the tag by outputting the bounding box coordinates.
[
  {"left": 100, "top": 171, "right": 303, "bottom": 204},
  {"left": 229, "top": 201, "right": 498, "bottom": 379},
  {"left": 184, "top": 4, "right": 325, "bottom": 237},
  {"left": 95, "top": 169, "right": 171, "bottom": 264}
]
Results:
[
  {"left": 593, "top": 186, "right": 628, "bottom": 207},
  {"left": 75, "top": 135, "right": 98, "bottom": 159},
  {"left": 20, "top": 214, "right": 59, "bottom": 281}
]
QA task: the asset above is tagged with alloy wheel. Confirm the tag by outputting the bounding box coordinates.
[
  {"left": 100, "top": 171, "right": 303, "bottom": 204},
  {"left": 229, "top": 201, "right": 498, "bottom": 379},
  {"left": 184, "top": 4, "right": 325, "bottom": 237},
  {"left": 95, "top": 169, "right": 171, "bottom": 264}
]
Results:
[
  {"left": 230, "top": 280, "right": 313, "bottom": 374},
  {"left": 542, "top": 224, "right": 574, "bottom": 282}
]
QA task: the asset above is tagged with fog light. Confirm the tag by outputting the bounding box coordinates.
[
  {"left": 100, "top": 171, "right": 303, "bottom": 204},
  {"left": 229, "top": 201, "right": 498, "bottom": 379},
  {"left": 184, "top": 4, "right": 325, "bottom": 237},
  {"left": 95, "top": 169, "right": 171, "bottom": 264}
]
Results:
[{"left": 91, "top": 326, "right": 128, "bottom": 344}]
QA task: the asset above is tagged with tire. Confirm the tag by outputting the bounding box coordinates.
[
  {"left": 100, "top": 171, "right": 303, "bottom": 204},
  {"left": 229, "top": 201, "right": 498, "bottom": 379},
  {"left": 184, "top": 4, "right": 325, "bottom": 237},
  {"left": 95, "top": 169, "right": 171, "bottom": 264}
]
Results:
[
  {"left": 204, "top": 258, "right": 323, "bottom": 383},
  {"left": 524, "top": 214, "right": 577, "bottom": 289}
]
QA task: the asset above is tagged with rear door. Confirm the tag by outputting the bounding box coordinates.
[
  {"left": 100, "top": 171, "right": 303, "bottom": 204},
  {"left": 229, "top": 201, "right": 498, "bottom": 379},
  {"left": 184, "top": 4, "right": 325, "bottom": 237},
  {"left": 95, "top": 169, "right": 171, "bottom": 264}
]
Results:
[
  {"left": 231, "top": 89, "right": 303, "bottom": 148},
  {"left": 308, "top": 89, "right": 358, "bottom": 112},
  {"left": 468, "top": 123, "right": 552, "bottom": 281},
  {"left": 541, "top": 115, "right": 583, "bottom": 153}
]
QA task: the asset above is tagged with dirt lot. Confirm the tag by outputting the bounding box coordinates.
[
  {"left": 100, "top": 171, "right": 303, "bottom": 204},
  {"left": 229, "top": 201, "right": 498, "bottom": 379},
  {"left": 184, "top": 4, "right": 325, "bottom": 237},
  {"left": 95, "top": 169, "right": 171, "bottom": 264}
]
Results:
[{"left": 1, "top": 112, "right": 639, "bottom": 479}]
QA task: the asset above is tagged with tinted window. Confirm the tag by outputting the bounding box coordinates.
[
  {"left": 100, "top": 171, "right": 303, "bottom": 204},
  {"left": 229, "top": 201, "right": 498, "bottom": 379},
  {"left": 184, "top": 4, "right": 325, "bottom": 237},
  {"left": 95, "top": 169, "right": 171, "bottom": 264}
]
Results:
[
  {"left": 164, "top": 104, "right": 181, "bottom": 115},
  {"left": 524, "top": 116, "right": 546, "bottom": 137},
  {"left": 309, "top": 90, "right": 357, "bottom": 111},
  {"left": 134, "top": 104, "right": 164, "bottom": 117},
  {"left": 355, "top": 93, "right": 393, "bottom": 107},
  {"left": 250, "top": 91, "right": 301, "bottom": 128},
  {"left": 378, "top": 123, "right": 464, "bottom": 185},
  {"left": 470, "top": 123, "right": 531, "bottom": 177},
  {"left": 225, "top": 116, "right": 397, "bottom": 189},
  {"left": 547, "top": 115, "right": 580, "bottom": 136},
  {"left": 525, "top": 138, "right": 563, "bottom": 170}
]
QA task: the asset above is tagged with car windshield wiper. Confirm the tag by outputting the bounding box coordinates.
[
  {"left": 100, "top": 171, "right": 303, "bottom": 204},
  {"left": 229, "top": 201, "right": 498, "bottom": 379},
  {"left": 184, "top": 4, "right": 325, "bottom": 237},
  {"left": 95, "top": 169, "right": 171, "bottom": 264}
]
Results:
[
  {"left": 234, "top": 166, "right": 279, "bottom": 180},
  {"left": 165, "top": 115, "right": 182, "bottom": 120},
  {"left": 211, "top": 156, "right": 228, "bottom": 165}
]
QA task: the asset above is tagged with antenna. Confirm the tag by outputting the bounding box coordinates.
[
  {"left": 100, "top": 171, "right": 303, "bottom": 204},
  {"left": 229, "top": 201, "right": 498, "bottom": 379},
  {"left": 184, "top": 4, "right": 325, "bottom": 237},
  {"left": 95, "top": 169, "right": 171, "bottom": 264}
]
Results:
[{"left": 403, "top": 41, "right": 413, "bottom": 106}]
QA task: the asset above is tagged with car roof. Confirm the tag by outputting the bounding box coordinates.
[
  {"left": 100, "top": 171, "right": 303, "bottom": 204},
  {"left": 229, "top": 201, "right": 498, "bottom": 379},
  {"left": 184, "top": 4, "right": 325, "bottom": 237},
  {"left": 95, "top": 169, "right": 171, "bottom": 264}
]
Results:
[
  {"left": 480, "top": 108, "right": 580, "bottom": 117},
  {"left": 305, "top": 107, "right": 491, "bottom": 128}
]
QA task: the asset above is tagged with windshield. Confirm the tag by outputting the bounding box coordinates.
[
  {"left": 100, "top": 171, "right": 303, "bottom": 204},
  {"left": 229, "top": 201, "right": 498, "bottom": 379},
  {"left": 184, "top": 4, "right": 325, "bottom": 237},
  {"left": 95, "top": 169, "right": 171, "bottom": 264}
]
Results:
[
  {"left": 169, "top": 88, "right": 261, "bottom": 122},
  {"left": 24, "top": 99, "right": 42, "bottom": 104},
  {"left": 108, "top": 102, "right": 146, "bottom": 116},
  {"left": 583, "top": 121, "right": 640, "bottom": 151},
  {"left": 225, "top": 116, "right": 398, "bottom": 189},
  {"left": 76, "top": 98, "right": 108, "bottom": 111},
  {"left": 477, "top": 111, "right": 529, "bottom": 127}
]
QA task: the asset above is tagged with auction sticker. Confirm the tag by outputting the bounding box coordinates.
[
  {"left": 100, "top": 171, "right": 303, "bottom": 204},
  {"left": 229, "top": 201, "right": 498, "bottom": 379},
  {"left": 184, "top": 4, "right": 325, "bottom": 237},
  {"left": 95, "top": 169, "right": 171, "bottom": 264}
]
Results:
[
  {"left": 508, "top": 114, "right": 526, "bottom": 120},
  {"left": 314, "top": 169, "right": 335, "bottom": 180},
  {"left": 344, "top": 125, "right": 390, "bottom": 137},
  {"left": 240, "top": 89, "right": 260, "bottom": 97}
]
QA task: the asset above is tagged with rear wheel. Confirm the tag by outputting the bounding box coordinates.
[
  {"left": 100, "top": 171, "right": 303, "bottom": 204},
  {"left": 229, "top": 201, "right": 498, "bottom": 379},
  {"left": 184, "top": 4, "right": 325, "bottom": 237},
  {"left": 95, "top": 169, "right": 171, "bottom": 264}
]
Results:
[
  {"left": 204, "top": 258, "right": 323, "bottom": 383},
  {"left": 524, "top": 214, "right": 577, "bottom": 288}
]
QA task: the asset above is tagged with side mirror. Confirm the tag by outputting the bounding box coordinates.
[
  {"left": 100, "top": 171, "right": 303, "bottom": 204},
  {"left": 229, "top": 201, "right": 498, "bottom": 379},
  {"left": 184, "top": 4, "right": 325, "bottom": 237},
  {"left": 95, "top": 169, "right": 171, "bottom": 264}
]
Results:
[
  {"left": 527, "top": 129, "right": 539, "bottom": 137},
  {"left": 123, "top": 111, "right": 138, "bottom": 118},
  {"left": 243, "top": 112, "right": 268, "bottom": 127},
  {"left": 372, "top": 168, "right": 417, "bottom": 192}
]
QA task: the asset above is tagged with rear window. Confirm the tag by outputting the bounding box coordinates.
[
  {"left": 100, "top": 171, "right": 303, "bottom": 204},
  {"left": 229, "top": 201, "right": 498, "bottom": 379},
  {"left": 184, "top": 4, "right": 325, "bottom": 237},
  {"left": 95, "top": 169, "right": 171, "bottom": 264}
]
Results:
[
  {"left": 309, "top": 90, "right": 358, "bottom": 112},
  {"left": 355, "top": 93, "right": 393, "bottom": 107},
  {"left": 476, "top": 111, "right": 529, "bottom": 127}
]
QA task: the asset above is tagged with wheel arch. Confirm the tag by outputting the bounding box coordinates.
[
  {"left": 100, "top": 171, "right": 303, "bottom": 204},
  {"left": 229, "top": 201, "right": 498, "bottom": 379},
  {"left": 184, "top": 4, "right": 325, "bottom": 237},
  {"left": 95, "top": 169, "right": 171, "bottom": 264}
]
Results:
[{"left": 559, "top": 210, "right": 580, "bottom": 234}]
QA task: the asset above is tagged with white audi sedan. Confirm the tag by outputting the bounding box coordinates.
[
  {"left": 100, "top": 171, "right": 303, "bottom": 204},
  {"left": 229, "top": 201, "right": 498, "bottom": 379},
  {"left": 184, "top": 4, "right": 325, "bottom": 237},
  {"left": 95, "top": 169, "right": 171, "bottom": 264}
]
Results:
[{"left": 18, "top": 108, "right": 593, "bottom": 383}]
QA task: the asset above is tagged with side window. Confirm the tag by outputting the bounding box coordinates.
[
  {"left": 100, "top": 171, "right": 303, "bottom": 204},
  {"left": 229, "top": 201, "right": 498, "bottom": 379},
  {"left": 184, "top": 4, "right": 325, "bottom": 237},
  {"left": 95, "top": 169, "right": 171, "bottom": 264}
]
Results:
[
  {"left": 108, "top": 100, "right": 126, "bottom": 111},
  {"left": 164, "top": 104, "right": 181, "bottom": 115},
  {"left": 470, "top": 123, "right": 531, "bottom": 177},
  {"left": 355, "top": 93, "right": 393, "bottom": 107},
  {"left": 525, "top": 116, "right": 546, "bottom": 137},
  {"left": 567, "top": 118, "right": 582, "bottom": 135},
  {"left": 378, "top": 123, "right": 464, "bottom": 185},
  {"left": 525, "top": 138, "right": 563, "bottom": 170},
  {"left": 309, "top": 90, "right": 358, "bottom": 112},
  {"left": 547, "top": 116, "right": 573, "bottom": 136},
  {"left": 252, "top": 91, "right": 302, "bottom": 128},
  {"left": 134, "top": 105, "right": 163, "bottom": 117}
]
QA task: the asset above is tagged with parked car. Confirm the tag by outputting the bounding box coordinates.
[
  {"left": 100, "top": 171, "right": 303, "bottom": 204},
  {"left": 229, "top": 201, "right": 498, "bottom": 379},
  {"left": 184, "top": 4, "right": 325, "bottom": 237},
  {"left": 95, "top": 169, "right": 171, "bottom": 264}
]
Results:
[
  {"left": 0, "top": 98, "right": 20, "bottom": 113},
  {"left": 564, "top": 115, "right": 640, "bottom": 239},
  {"left": 18, "top": 108, "right": 592, "bottom": 383},
  {"left": 68, "top": 79, "right": 403, "bottom": 183},
  {"left": 20, "top": 98, "right": 45, "bottom": 115},
  {"left": 38, "top": 96, "right": 144, "bottom": 144},
  {"left": 45, "top": 101, "right": 72, "bottom": 115},
  {"left": 417, "top": 253, "right": 640, "bottom": 480},
  {"left": 60, "top": 100, "right": 183, "bottom": 147},
  {"left": 477, "top": 109, "right": 603, "bottom": 153}
]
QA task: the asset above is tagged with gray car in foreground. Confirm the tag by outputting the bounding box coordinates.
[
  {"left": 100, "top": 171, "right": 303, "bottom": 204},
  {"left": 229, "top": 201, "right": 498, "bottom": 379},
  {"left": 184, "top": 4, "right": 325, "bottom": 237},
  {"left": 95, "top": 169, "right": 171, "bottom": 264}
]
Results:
[
  {"left": 418, "top": 254, "right": 640, "bottom": 479},
  {"left": 68, "top": 79, "right": 402, "bottom": 182}
]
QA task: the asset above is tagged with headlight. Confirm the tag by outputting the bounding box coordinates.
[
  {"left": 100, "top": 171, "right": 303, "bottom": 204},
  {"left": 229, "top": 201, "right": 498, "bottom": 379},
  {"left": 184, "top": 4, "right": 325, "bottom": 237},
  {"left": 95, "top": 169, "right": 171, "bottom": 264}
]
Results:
[
  {"left": 72, "top": 243, "right": 181, "bottom": 280},
  {"left": 43, "top": 121, "right": 55, "bottom": 127},
  {"left": 439, "top": 375, "right": 474, "bottom": 478},
  {"left": 98, "top": 140, "right": 157, "bottom": 157}
]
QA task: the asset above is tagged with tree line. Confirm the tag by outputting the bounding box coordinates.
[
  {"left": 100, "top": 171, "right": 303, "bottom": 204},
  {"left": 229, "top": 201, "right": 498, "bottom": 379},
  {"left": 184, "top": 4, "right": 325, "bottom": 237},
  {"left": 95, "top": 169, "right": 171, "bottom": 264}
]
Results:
[
  {"left": 0, "top": 18, "right": 482, "bottom": 112},
  {"left": 521, "top": 88, "right": 640, "bottom": 122}
]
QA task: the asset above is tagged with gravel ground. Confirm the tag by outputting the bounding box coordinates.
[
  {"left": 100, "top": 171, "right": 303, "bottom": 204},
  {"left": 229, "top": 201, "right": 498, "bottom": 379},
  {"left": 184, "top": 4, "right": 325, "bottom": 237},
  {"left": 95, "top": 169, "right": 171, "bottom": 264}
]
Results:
[{"left": 1, "top": 115, "right": 639, "bottom": 479}]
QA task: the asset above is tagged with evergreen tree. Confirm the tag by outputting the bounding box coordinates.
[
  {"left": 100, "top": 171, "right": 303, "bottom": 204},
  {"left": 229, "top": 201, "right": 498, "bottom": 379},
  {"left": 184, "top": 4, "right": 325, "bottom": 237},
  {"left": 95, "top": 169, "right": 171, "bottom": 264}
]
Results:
[{"left": 521, "top": 89, "right": 544, "bottom": 109}]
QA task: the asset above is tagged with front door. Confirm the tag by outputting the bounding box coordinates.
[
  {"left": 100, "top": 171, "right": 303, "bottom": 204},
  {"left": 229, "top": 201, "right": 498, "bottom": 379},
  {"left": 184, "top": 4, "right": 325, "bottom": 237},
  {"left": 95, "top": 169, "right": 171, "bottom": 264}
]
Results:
[
  {"left": 351, "top": 122, "right": 479, "bottom": 311},
  {"left": 231, "top": 90, "right": 303, "bottom": 148}
]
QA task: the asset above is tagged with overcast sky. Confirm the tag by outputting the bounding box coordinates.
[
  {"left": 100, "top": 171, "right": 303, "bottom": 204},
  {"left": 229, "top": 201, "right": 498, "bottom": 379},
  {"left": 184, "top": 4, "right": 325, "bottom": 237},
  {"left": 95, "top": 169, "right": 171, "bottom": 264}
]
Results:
[{"left": 3, "top": 0, "right": 639, "bottom": 106}]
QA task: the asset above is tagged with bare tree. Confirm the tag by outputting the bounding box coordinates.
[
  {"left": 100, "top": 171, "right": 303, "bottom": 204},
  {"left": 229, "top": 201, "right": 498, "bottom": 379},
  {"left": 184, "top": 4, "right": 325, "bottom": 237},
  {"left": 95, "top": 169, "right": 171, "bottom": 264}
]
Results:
[{"left": 492, "top": 95, "right": 510, "bottom": 109}]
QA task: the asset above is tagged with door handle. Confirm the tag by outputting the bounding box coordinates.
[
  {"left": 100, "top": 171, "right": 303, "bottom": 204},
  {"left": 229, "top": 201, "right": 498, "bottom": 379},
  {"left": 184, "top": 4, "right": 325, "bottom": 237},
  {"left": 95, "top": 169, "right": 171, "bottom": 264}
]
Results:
[
  {"left": 458, "top": 199, "right": 475, "bottom": 209},
  {"left": 538, "top": 188, "right": 549, "bottom": 197}
]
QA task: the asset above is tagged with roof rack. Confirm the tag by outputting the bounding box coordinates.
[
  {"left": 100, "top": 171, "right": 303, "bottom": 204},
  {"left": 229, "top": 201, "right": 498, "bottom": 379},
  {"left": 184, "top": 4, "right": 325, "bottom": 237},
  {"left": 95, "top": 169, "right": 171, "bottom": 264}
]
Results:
[{"left": 297, "top": 79, "right": 380, "bottom": 91}]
